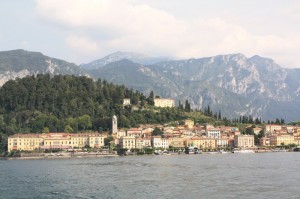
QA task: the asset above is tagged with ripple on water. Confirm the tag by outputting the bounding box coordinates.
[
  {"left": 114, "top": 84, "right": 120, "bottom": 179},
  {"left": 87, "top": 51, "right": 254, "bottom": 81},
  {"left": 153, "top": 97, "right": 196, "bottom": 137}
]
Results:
[{"left": 1, "top": 153, "right": 300, "bottom": 199}]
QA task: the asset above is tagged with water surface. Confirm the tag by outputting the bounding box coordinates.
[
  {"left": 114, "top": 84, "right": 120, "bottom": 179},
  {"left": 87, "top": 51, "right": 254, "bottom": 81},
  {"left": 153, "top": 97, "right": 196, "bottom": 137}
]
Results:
[{"left": 1, "top": 153, "right": 299, "bottom": 199}]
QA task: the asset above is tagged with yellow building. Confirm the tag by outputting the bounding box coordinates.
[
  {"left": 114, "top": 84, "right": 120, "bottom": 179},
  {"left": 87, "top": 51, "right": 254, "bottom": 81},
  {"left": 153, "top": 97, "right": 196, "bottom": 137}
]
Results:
[
  {"left": 7, "top": 134, "right": 43, "bottom": 152},
  {"left": 168, "top": 137, "right": 185, "bottom": 148},
  {"left": 269, "top": 134, "right": 295, "bottom": 146},
  {"left": 154, "top": 98, "right": 175, "bottom": 108},
  {"left": 119, "top": 136, "right": 136, "bottom": 149},
  {"left": 294, "top": 127, "right": 300, "bottom": 136},
  {"left": 7, "top": 132, "right": 106, "bottom": 152},
  {"left": 186, "top": 137, "right": 216, "bottom": 149},
  {"left": 184, "top": 120, "right": 194, "bottom": 129}
]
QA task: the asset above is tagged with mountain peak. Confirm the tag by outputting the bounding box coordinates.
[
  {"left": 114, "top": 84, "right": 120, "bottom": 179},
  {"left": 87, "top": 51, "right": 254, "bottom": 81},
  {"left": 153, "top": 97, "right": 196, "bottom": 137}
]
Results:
[{"left": 82, "top": 51, "right": 170, "bottom": 70}]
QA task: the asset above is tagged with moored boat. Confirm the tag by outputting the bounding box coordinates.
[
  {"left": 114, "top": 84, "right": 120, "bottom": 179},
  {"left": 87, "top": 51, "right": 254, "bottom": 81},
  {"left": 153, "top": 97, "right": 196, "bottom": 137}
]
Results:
[{"left": 232, "top": 149, "right": 255, "bottom": 153}]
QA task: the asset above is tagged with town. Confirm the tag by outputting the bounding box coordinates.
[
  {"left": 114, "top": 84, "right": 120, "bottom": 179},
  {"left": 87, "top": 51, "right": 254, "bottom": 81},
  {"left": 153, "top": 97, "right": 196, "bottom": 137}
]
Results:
[{"left": 6, "top": 98, "right": 300, "bottom": 156}]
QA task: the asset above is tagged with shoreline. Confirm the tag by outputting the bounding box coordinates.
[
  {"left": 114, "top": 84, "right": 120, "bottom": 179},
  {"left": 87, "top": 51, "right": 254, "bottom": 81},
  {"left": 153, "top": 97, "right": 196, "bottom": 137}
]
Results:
[
  {"left": 0, "top": 152, "right": 119, "bottom": 160},
  {"left": 1, "top": 150, "right": 297, "bottom": 160}
]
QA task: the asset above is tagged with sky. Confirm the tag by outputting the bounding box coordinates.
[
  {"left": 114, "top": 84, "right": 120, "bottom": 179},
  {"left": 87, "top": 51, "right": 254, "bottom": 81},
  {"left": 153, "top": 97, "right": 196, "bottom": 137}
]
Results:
[{"left": 0, "top": 0, "right": 300, "bottom": 68}]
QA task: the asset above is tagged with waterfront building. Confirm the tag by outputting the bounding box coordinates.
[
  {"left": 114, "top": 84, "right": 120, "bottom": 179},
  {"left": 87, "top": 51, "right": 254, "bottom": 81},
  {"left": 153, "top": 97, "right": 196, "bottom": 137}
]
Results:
[
  {"left": 161, "top": 138, "right": 169, "bottom": 149},
  {"left": 234, "top": 135, "right": 255, "bottom": 148},
  {"left": 269, "top": 134, "right": 295, "bottom": 146},
  {"left": 216, "top": 138, "right": 229, "bottom": 148},
  {"left": 119, "top": 136, "right": 136, "bottom": 149},
  {"left": 142, "top": 138, "right": 152, "bottom": 148},
  {"left": 151, "top": 136, "right": 163, "bottom": 148},
  {"left": 135, "top": 138, "right": 144, "bottom": 149},
  {"left": 259, "top": 137, "right": 270, "bottom": 146},
  {"left": 294, "top": 136, "right": 300, "bottom": 146},
  {"left": 154, "top": 98, "right": 175, "bottom": 108},
  {"left": 186, "top": 137, "right": 216, "bottom": 149},
  {"left": 7, "top": 134, "right": 43, "bottom": 152},
  {"left": 7, "top": 133, "right": 106, "bottom": 152},
  {"left": 168, "top": 137, "right": 185, "bottom": 148}
]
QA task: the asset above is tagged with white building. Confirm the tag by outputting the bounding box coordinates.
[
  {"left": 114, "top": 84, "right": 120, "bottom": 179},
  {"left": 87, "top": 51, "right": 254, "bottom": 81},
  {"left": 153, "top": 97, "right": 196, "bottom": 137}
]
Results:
[
  {"left": 154, "top": 98, "right": 175, "bottom": 108},
  {"left": 234, "top": 135, "right": 255, "bottom": 148},
  {"left": 161, "top": 138, "right": 169, "bottom": 149},
  {"left": 207, "top": 128, "right": 221, "bottom": 139},
  {"left": 151, "top": 136, "right": 163, "bottom": 148},
  {"left": 123, "top": 98, "right": 131, "bottom": 106}
]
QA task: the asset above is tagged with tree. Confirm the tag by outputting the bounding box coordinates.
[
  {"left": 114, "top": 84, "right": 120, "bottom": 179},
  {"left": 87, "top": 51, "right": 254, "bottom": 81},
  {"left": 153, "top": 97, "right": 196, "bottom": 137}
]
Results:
[
  {"left": 184, "top": 100, "right": 191, "bottom": 112},
  {"left": 104, "top": 136, "right": 114, "bottom": 146},
  {"left": 42, "top": 127, "right": 50, "bottom": 134},
  {"left": 218, "top": 110, "right": 221, "bottom": 120},
  {"left": 64, "top": 125, "right": 74, "bottom": 133},
  {"left": 77, "top": 115, "right": 92, "bottom": 131},
  {"left": 146, "top": 91, "right": 154, "bottom": 106},
  {"left": 152, "top": 127, "right": 164, "bottom": 136},
  {"left": 178, "top": 100, "right": 184, "bottom": 110}
]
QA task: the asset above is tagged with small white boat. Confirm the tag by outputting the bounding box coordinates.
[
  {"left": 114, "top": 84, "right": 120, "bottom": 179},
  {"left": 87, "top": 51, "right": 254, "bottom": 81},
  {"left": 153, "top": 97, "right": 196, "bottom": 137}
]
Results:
[
  {"left": 219, "top": 150, "right": 230, "bottom": 154},
  {"left": 207, "top": 151, "right": 218, "bottom": 154},
  {"left": 233, "top": 149, "right": 255, "bottom": 153}
]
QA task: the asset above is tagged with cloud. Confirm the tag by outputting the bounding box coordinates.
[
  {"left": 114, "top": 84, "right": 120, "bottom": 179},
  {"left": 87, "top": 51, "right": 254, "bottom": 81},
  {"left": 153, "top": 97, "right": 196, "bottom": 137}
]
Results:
[
  {"left": 36, "top": 0, "right": 300, "bottom": 67},
  {"left": 66, "top": 35, "right": 98, "bottom": 51}
]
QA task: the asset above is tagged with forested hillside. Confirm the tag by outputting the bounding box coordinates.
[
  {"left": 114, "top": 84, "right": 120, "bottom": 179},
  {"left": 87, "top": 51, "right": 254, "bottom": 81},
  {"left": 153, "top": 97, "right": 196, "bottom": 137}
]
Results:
[{"left": 0, "top": 75, "right": 188, "bottom": 136}]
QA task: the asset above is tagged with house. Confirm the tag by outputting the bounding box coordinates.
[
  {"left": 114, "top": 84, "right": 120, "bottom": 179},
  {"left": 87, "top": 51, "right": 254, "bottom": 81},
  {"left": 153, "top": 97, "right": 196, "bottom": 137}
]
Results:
[
  {"left": 184, "top": 119, "right": 194, "bottom": 129},
  {"left": 154, "top": 98, "right": 175, "bottom": 108},
  {"left": 127, "top": 128, "right": 142, "bottom": 138},
  {"left": 123, "top": 98, "right": 131, "bottom": 106}
]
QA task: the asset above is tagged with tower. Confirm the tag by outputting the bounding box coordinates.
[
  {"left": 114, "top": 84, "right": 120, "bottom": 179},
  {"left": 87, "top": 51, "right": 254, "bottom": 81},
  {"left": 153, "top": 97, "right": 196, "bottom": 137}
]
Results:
[{"left": 112, "top": 115, "right": 118, "bottom": 133}]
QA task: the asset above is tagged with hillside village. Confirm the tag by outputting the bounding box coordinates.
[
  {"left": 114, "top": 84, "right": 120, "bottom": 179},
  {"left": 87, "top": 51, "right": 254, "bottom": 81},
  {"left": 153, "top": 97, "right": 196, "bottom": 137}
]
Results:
[{"left": 6, "top": 98, "right": 300, "bottom": 154}]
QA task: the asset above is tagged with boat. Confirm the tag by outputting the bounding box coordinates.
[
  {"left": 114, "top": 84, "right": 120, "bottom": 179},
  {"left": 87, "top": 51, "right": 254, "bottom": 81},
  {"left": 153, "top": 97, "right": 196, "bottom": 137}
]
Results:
[
  {"left": 219, "top": 150, "right": 230, "bottom": 154},
  {"left": 207, "top": 151, "right": 218, "bottom": 154},
  {"left": 272, "top": 148, "right": 288, "bottom": 152},
  {"left": 293, "top": 147, "right": 300, "bottom": 152},
  {"left": 232, "top": 149, "right": 255, "bottom": 153},
  {"left": 185, "top": 147, "right": 200, "bottom": 154}
]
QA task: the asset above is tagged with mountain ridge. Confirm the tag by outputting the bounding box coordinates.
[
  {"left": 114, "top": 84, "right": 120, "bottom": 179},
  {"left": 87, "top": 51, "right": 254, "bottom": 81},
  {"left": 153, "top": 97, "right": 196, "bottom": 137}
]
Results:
[{"left": 0, "top": 49, "right": 299, "bottom": 121}]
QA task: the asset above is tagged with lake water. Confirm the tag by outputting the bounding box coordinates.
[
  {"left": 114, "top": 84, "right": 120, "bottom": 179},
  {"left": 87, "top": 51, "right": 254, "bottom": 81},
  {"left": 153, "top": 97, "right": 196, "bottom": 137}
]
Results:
[{"left": 1, "top": 152, "right": 300, "bottom": 199}]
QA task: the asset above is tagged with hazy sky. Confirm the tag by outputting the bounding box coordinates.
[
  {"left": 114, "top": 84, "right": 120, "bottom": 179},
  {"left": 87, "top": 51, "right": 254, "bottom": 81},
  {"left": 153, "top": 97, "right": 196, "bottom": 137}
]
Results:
[{"left": 1, "top": 0, "right": 300, "bottom": 67}]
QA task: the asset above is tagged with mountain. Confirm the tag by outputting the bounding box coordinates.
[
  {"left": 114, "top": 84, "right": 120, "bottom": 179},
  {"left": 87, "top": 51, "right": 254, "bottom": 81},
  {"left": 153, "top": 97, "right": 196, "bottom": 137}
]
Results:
[
  {"left": 1, "top": 49, "right": 300, "bottom": 122},
  {"left": 0, "top": 49, "right": 88, "bottom": 86},
  {"left": 81, "top": 51, "right": 170, "bottom": 70},
  {"left": 90, "top": 53, "right": 300, "bottom": 122}
]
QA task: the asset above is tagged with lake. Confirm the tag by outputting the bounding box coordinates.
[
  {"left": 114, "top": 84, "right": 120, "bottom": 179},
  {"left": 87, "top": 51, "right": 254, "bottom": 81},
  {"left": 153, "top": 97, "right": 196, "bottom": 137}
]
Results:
[{"left": 0, "top": 152, "right": 300, "bottom": 199}]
